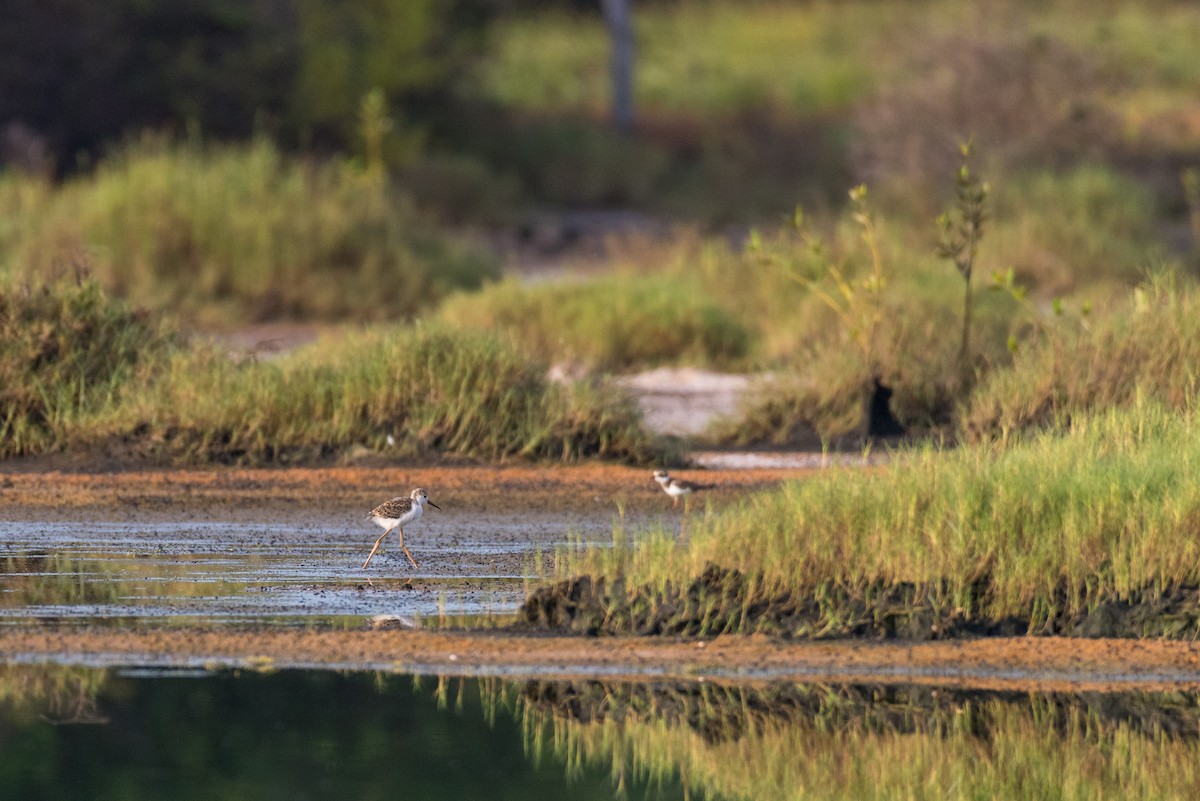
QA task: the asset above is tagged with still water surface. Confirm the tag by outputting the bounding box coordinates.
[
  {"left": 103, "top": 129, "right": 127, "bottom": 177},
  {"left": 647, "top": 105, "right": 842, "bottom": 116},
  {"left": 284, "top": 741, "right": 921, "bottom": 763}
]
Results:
[
  {"left": 0, "top": 666, "right": 681, "bottom": 801},
  {"left": 0, "top": 505, "right": 659, "bottom": 624},
  {"left": 5, "top": 665, "right": 1200, "bottom": 800}
]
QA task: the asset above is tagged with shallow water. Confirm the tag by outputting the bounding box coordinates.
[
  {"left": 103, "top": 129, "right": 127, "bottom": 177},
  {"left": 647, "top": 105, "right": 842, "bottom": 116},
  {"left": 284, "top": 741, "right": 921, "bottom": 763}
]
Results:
[
  {"left": 0, "top": 665, "right": 682, "bottom": 801},
  {"left": 0, "top": 506, "right": 660, "bottom": 624},
  {"left": 5, "top": 664, "right": 1200, "bottom": 800}
]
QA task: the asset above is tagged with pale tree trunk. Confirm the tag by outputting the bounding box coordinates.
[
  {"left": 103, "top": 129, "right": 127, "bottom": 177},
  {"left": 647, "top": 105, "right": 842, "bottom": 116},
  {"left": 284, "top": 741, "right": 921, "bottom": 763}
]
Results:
[{"left": 600, "top": 0, "right": 634, "bottom": 134}]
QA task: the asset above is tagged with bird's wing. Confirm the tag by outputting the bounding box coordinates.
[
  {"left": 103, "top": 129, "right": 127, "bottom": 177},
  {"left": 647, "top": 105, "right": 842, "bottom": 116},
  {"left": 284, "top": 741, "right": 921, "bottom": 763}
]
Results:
[{"left": 371, "top": 497, "right": 414, "bottom": 518}]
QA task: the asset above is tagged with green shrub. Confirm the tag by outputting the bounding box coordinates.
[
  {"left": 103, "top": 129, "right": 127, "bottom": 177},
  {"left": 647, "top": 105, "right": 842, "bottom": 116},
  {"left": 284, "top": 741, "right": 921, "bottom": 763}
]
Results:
[
  {"left": 0, "top": 137, "right": 498, "bottom": 324},
  {"left": 0, "top": 274, "right": 171, "bottom": 457}
]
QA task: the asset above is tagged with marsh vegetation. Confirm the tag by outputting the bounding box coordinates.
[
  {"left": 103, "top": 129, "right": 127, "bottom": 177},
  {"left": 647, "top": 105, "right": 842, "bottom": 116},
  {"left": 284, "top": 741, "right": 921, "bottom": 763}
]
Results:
[{"left": 5, "top": 1, "right": 1200, "bottom": 639}]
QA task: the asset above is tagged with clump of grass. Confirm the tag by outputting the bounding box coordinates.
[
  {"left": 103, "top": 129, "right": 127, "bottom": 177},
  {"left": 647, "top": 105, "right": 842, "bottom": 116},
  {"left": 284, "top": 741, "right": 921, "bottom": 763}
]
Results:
[
  {"left": 438, "top": 275, "right": 751, "bottom": 371},
  {"left": 0, "top": 137, "right": 498, "bottom": 324},
  {"left": 102, "top": 324, "right": 664, "bottom": 464},
  {"left": 540, "top": 401, "right": 1200, "bottom": 636},
  {"left": 0, "top": 273, "right": 171, "bottom": 457},
  {"left": 963, "top": 274, "right": 1200, "bottom": 440}
]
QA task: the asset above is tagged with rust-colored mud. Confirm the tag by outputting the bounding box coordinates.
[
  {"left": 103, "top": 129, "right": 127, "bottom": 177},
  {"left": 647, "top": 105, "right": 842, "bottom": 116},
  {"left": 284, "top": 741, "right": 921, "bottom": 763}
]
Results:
[
  {"left": 0, "top": 463, "right": 808, "bottom": 519},
  {"left": 5, "top": 627, "right": 1200, "bottom": 693}
]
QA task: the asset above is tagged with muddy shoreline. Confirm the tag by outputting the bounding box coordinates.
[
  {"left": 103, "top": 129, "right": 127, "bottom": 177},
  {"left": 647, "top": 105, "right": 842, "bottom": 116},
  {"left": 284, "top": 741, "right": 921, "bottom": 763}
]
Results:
[
  {"left": 6, "top": 627, "right": 1200, "bottom": 693},
  {"left": 0, "top": 462, "right": 807, "bottom": 518},
  {"left": 5, "top": 464, "right": 1200, "bottom": 692}
]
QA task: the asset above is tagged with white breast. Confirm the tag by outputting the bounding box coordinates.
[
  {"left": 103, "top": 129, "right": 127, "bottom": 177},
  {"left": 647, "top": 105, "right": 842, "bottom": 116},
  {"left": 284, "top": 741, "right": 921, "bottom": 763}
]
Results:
[
  {"left": 373, "top": 503, "right": 422, "bottom": 529},
  {"left": 664, "top": 482, "right": 690, "bottom": 498}
]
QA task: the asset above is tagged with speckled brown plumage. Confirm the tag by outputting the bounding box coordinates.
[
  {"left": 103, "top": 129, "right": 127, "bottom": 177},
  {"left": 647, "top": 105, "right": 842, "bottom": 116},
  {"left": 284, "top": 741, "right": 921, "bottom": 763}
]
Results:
[
  {"left": 362, "top": 488, "right": 440, "bottom": 571},
  {"left": 369, "top": 496, "right": 415, "bottom": 521}
]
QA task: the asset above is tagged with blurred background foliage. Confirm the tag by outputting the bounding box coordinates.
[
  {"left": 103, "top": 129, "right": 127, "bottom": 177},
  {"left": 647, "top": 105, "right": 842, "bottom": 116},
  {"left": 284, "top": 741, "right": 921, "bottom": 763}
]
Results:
[
  {"left": 2, "top": 0, "right": 1200, "bottom": 451},
  {"left": 0, "top": 0, "right": 499, "bottom": 169}
]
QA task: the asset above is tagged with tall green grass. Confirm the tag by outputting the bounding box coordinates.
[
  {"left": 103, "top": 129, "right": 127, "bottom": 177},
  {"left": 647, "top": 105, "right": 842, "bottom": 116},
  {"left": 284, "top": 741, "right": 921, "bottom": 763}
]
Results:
[
  {"left": 0, "top": 276, "right": 665, "bottom": 464},
  {"left": 558, "top": 401, "right": 1200, "bottom": 631},
  {"left": 0, "top": 137, "right": 497, "bottom": 324},
  {"left": 714, "top": 161, "right": 1169, "bottom": 439},
  {"left": 99, "top": 324, "right": 663, "bottom": 464},
  {"left": 438, "top": 275, "right": 751, "bottom": 371},
  {"left": 964, "top": 275, "right": 1200, "bottom": 440},
  {"left": 426, "top": 158, "right": 1168, "bottom": 441}
]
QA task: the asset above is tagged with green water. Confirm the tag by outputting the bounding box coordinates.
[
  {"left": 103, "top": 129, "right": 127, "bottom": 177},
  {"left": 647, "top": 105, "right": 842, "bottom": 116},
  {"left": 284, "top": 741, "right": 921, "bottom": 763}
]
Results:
[
  {"left": 0, "top": 667, "right": 681, "bottom": 801},
  {"left": 7, "top": 667, "right": 1200, "bottom": 800}
]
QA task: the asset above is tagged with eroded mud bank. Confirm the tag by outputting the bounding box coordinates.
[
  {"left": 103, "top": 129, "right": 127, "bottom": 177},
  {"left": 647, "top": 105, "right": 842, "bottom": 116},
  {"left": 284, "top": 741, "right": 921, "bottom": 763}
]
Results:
[{"left": 523, "top": 565, "right": 1200, "bottom": 640}]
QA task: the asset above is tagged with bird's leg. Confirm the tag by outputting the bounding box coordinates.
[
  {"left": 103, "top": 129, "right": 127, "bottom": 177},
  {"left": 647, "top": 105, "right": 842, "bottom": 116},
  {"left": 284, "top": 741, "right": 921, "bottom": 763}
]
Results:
[
  {"left": 362, "top": 526, "right": 394, "bottom": 569},
  {"left": 397, "top": 527, "right": 420, "bottom": 569},
  {"left": 672, "top": 497, "right": 680, "bottom": 509}
]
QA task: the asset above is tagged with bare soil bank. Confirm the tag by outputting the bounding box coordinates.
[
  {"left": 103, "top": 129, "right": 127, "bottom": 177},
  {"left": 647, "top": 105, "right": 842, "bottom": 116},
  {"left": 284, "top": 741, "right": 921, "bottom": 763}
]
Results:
[{"left": 5, "top": 627, "right": 1200, "bottom": 693}]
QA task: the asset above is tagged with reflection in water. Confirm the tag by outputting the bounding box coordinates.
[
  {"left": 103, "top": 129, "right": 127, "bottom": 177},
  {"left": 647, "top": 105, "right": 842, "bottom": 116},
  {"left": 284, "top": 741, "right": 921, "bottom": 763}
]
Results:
[
  {"left": 1, "top": 553, "right": 122, "bottom": 608},
  {"left": 0, "top": 665, "right": 676, "bottom": 801},
  {"left": 513, "top": 680, "right": 1200, "bottom": 800},
  {"left": 0, "top": 664, "right": 110, "bottom": 725},
  {"left": 6, "top": 665, "right": 1200, "bottom": 799}
]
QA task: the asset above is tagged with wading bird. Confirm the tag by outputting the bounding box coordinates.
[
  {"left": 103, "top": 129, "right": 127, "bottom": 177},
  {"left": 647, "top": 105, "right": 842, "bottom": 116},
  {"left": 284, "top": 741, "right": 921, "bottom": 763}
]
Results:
[
  {"left": 363, "top": 488, "right": 440, "bottom": 569},
  {"left": 652, "top": 470, "right": 715, "bottom": 509}
]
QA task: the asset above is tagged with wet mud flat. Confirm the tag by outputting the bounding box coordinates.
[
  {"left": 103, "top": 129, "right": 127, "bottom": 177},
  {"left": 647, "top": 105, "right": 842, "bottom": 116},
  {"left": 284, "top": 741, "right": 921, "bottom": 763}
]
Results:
[
  {"left": 0, "top": 463, "right": 806, "bottom": 624},
  {"left": 6, "top": 463, "right": 1200, "bottom": 693}
]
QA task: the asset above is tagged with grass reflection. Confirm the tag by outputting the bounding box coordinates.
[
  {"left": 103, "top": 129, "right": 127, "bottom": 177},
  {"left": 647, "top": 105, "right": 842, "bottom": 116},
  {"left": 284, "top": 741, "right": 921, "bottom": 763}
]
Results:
[
  {"left": 6, "top": 662, "right": 1200, "bottom": 798},
  {"left": 509, "top": 680, "right": 1200, "bottom": 800},
  {"left": 1, "top": 551, "right": 255, "bottom": 611},
  {"left": 0, "top": 665, "right": 661, "bottom": 801},
  {"left": 1, "top": 553, "right": 121, "bottom": 607},
  {"left": 0, "top": 664, "right": 110, "bottom": 724}
]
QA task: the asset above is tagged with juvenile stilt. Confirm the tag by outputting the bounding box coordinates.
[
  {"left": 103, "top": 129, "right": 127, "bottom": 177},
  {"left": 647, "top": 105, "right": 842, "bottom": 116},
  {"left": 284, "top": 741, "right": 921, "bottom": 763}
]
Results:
[
  {"left": 362, "top": 488, "right": 440, "bottom": 570},
  {"left": 652, "top": 470, "right": 715, "bottom": 510}
]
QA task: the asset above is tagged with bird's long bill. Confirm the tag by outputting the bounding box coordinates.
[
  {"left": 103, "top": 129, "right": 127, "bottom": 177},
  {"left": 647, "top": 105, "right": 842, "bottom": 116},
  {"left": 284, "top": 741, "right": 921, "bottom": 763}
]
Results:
[{"left": 427, "top": 501, "right": 442, "bottom": 510}]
